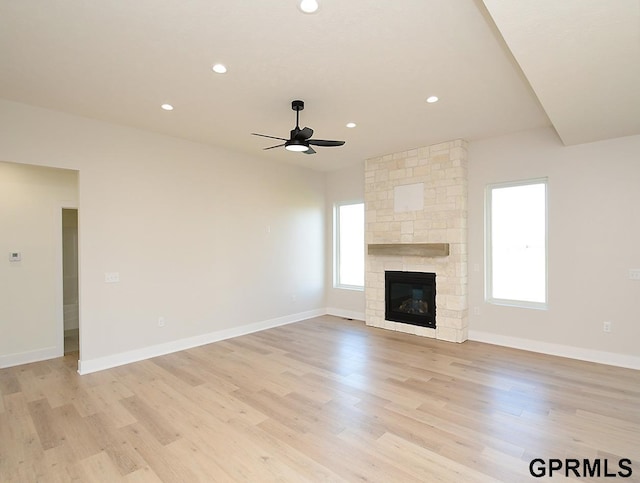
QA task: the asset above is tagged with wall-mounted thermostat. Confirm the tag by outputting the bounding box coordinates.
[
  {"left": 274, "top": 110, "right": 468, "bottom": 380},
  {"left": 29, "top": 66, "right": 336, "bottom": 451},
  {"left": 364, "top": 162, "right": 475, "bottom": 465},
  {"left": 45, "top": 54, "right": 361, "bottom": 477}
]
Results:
[{"left": 9, "top": 252, "right": 21, "bottom": 262}]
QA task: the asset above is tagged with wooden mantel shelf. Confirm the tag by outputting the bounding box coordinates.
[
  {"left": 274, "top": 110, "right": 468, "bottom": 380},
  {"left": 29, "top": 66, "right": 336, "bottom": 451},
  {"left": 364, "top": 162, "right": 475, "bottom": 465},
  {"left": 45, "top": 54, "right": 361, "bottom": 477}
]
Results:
[{"left": 367, "top": 243, "right": 450, "bottom": 258}]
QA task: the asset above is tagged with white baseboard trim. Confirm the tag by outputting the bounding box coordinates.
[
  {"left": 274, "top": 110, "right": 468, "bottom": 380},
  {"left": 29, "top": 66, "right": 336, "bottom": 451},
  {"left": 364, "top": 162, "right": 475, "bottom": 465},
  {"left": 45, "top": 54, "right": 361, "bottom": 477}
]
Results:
[
  {"left": 325, "top": 307, "right": 365, "bottom": 321},
  {"left": 0, "top": 346, "right": 62, "bottom": 369},
  {"left": 78, "top": 308, "right": 325, "bottom": 375},
  {"left": 468, "top": 330, "right": 640, "bottom": 370}
]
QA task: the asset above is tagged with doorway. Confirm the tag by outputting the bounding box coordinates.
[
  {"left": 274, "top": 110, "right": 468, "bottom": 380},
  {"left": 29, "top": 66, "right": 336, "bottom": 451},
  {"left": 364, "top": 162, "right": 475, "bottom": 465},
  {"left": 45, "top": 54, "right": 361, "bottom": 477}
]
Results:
[{"left": 62, "top": 208, "right": 79, "bottom": 355}]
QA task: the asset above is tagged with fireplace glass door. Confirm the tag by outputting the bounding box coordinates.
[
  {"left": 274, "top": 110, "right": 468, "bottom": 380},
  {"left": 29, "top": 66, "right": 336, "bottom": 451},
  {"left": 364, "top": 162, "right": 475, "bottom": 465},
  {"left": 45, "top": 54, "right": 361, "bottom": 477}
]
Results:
[{"left": 385, "top": 271, "right": 436, "bottom": 328}]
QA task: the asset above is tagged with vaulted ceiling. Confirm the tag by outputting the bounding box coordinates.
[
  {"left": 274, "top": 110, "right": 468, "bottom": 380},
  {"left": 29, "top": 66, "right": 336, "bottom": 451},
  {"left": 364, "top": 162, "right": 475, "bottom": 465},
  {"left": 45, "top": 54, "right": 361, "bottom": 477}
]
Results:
[{"left": 1, "top": 1, "right": 637, "bottom": 171}]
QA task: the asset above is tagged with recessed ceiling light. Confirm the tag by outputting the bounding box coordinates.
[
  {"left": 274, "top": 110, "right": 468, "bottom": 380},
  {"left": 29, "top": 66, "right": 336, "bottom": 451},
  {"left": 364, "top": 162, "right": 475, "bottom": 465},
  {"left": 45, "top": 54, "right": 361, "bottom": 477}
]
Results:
[
  {"left": 426, "top": 96, "right": 439, "bottom": 103},
  {"left": 161, "top": 104, "right": 174, "bottom": 111},
  {"left": 346, "top": 122, "right": 357, "bottom": 128},
  {"left": 299, "top": 0, "right": 319, "bottom": 14},
  {"left": 212, "top": 63, "right": 227, "bottom": 74}
]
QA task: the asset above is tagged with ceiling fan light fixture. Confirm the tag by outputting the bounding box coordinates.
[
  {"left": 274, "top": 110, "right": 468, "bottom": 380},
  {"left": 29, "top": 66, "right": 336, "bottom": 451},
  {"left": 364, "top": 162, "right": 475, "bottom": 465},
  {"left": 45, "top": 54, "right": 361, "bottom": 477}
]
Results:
[
  {"left": 285, "top": 141, "right": 309, "bottom": 152},
  {"left": 426, "top": 95, "right": 439, "bottom": 103},
  {"left": 299, "top": 0, "right": 319, "bottom": 14}
]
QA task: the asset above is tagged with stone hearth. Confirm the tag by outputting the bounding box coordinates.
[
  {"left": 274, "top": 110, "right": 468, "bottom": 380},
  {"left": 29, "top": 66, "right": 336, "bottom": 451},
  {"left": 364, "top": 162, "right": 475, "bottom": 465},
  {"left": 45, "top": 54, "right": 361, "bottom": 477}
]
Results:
[{"left": 365, "top": 140, "right": 468, "bottom": 342}]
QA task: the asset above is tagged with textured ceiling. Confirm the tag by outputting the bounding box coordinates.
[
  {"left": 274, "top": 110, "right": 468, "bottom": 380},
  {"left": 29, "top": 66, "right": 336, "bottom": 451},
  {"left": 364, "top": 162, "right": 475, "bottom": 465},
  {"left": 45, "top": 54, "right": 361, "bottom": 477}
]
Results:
[{"left": 0, "top": 1, "right": 636, "bottom": 171}]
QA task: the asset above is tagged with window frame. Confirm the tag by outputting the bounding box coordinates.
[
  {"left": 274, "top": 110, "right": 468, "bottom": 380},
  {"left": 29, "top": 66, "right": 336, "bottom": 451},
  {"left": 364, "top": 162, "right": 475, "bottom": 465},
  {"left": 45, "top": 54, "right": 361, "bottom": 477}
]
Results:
[
  {"left": 333, "top": 200, "right": 365, "bottom": 291},
  {"left": 485, "top": 178, "right": 548, "bottom": 310}
]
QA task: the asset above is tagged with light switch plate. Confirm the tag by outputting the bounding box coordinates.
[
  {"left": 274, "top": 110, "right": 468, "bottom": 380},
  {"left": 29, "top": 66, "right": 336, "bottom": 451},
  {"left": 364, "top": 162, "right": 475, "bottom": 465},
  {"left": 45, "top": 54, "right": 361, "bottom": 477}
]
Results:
[
  {"left": 9, "top": 252, "right": 21, "bottom": 262},
  {"left": 629, "top": 269, "right": 640, "bottom": 281}
]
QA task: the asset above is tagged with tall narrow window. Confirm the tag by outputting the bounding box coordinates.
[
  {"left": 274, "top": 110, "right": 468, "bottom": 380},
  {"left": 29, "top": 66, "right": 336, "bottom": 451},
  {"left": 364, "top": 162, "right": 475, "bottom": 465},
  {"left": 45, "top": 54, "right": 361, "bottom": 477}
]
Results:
[
  {"left": 334, "top": 202, "right": 364, "bottom": 289},
  {"left": 486, "top": 179, "right": 547, "bottom": 308}
]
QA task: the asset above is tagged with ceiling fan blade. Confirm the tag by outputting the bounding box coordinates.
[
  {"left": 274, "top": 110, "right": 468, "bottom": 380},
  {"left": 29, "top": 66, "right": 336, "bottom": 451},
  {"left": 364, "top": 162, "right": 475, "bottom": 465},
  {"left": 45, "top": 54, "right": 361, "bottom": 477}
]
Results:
[
  {"left": 307, "top": 139, "right": 345, "bottom": 147},
  {"left": 296, "top": 127, "right": 314, "bottom": 140},
  {"left": 264, "top": 143, "right": 286, "bottom": 150},
  {"left": 304, "top": 147, "right": 317, "bottom": 155},
  {"left": 252, "top": 133, "right": 288, "bottom": 141}
]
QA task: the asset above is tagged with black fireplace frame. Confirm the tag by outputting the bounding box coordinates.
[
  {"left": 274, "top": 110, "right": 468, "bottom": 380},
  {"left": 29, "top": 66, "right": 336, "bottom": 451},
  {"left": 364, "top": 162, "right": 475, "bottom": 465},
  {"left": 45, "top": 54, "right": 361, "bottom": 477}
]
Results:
[{"left": 385, "top": 271, "right": 436, "bottom": 329}]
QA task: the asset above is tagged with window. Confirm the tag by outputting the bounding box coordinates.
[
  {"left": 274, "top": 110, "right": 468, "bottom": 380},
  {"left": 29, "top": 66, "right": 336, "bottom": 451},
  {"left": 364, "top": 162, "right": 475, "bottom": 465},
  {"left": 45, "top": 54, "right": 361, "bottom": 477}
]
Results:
[
  {"left": 486, "top": 179, "right": 547, "bottom": 308},
  {"left": 334, "top": 202, "right": 364, "bottom": 289}
]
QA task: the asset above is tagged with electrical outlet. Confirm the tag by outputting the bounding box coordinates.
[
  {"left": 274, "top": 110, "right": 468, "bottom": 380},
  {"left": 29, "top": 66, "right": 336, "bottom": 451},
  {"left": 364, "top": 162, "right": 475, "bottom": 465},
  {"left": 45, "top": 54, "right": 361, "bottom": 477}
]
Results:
[
  {"left": 158, "top": 316, "right": 166, "bottom": 328},
  {"left": 629, "top": 269, "right": 640, "bottom": 280},
  {"left": 473, "top": 306, "right": 481, "bottom": 315},
  {"left": 104, "top": 272, "right": 120, "bottom": 283},
  {"left": 603, "top": 321, "right": 612, "bottom": 333}
]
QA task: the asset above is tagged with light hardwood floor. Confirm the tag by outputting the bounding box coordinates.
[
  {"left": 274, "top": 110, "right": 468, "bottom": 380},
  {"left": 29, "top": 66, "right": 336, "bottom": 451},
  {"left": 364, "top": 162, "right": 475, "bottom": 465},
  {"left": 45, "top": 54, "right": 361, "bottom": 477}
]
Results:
[{"left": 1, "top": 315, "right": 639, "bottom": 482}]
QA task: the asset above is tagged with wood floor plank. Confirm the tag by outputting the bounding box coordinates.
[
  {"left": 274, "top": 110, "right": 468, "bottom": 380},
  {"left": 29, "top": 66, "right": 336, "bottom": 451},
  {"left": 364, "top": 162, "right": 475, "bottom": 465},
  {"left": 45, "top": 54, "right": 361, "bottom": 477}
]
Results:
[
  {"left": 1, "top": 315, "right": 639, "bottom": 482},
  {"left": 83, "top": 381, "right": 138, "bottom": 429},
  {"left": 225, "top": 417, "right": 347, "bottom": 482},
  {"left": 0, "top": 370, "right": 21, "bottom": 396},
  {"left": 369, "top": 430, "right": 499, "bottom": 483},
  {"left": 9, "top": 367, "right": 48, "bottom": 404},
  {"left": 118, "top": 422, "right": 198, "bottom": 483},
  {"left": 27, "top": 398, "right": 65, "bottom": 450},
  {"left": 50, "top": 403, "right": 103, "bottom": 460},
  {"left": 161, "top": 438, "right": 236, "bottom": 482},
  {"left": 1, "top": 393, "right": 47, "bottom": 481},
  {"left": 149, "top": 355, "right": 206, "bottom": 387},
  {"left": 83, "top": 412, "right": 146, "bottom": 476},
  {"left": 72, "top": 451, "right": 124, "bottom": 483},
  {"left": 193, "top": 382, "right": 269, "bottom": 426},
  {"left": 122, "top": 465, "right": 164, "bottom": 483},
  {"left": 119, "top": 395, "right": 181, "bottom": 446},
  {"left": 258, "top": 417, "right": 423, "bottom": 482}
]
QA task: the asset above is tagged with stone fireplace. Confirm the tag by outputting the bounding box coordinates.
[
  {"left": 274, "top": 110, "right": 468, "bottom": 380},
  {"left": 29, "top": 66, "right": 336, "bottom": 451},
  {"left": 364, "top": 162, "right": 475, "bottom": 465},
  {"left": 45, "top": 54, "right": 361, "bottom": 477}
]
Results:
[{"left": 365, "top": 140, "right": 468, "bottom": 342}]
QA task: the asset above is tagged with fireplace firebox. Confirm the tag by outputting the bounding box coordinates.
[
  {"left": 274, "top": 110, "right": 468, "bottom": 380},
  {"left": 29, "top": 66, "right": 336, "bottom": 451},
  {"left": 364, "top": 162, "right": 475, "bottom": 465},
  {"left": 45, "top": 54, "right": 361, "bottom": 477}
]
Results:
[{"left": 385, "top": 271, "right": 436, "bottom": 329}]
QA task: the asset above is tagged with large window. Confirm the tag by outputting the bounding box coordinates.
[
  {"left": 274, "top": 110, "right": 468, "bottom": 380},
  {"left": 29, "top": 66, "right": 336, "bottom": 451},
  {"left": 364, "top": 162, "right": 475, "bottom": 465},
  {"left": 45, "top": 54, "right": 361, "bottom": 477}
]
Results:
[
  {"left": 486, "top": 179, "right": 547, "bottom": 308},
  {"left": 334, "top": 202, "right": 364, "bottom": 289}
]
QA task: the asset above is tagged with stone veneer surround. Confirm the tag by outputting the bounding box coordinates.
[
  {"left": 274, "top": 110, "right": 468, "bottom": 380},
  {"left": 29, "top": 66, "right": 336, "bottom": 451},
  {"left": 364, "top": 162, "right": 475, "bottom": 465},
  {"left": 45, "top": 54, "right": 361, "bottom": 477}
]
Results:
[{"left": 365, "top": 140, "right": 468, "bottom": 342}]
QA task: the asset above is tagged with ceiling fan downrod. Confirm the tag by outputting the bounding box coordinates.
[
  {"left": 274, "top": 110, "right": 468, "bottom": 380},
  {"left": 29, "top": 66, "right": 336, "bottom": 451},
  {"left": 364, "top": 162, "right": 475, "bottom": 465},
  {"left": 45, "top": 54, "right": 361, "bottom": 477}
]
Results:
[{"left": 292, "top": 100, "right": 304, "bottom": 129}]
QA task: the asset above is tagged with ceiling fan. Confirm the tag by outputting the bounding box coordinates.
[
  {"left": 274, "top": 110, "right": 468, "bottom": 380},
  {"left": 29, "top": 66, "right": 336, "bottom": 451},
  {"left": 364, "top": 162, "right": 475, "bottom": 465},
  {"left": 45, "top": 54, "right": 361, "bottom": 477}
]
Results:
[{"left": 252, "top": 100, "right": 345, "bottom": 154}]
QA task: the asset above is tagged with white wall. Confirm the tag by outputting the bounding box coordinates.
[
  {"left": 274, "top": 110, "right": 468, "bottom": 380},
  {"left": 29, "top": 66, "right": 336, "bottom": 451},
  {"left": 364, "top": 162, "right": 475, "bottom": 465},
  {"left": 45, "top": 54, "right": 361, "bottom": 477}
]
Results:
[
  {"left": 4, "top": 98, "right": 636, "bottom": 370},
  {"left": 0, "top": 161, "right": 78, "bottom": 365},
  {"left": 325, "top": 160, "right": 366, "bottom": 320},
  {"left": 0, "top": 100, "right": 326, "bottom": 371},
  {"left": 468, "top": 127, "right": 640, "bottom": 366}
]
